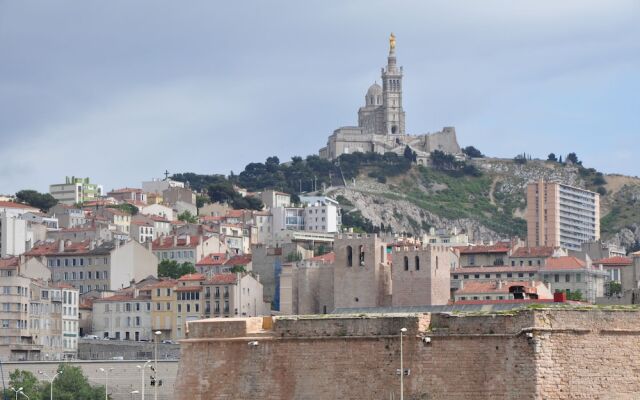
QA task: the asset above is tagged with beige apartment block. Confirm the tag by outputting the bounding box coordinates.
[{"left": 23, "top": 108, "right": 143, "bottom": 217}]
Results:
[{"left": 526, "top": 179, "right": 600, "bottom": 251}]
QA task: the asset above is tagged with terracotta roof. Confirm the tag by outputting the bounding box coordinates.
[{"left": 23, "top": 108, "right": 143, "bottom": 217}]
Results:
[
  {"left": 148, "top": 279, "right": 178, "bottom": 289},
  {"left": 459, "top": 244, "right": 510, "bottom": 254},
  {"left": 541, "top": 256, "right": 587, "bottom": 271},
  {"left": 225, "top": 210, "right": 244, "bottom": 218},
  {"left": 456, "top": 280, "right": 541, "bottom": 295},
  {"left": 452, "top": 266, "right": 538, "bottom": 274},
  {"left": 224, "top": 254, "right": 252, "bottom": 266},
  {"left": 0, "top": 257, "right": 19, "bottom": 270},
  {"left": 199, "top": 216, "right": 224, "bottom": 222},
  {"left": 148, "top": 215, "right": 170, "bottom": 223},
  {"left": 152, "top": 235, "right": 200, "bottom": 249},
  {"left": 178, "top": 273, "right": 206, "bottom": 281},
  {"left": 510, "top": 246, "right": 555, "bottom": 258},
  {"left": 593, "top": 256, "right": 633, "bottom": 266},
  {"left": 196, "top": 253, "right": 227, "bottom": 266},
  {"left": 206, "top": 273, "right": 238, "bottom": 285},
  {"left": 0, "top": 201, "right": 39, "bottom": 211},
  {"left": 131, "top": 220, "right": 153, "bottom": 226},
  {"left": 307, "top": 252, "right": 335, "bottom": 263}
]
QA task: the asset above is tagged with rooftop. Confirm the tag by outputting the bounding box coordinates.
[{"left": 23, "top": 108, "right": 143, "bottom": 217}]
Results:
[{"left": 510, "top": 246, "right": 556, "bottom": 258}]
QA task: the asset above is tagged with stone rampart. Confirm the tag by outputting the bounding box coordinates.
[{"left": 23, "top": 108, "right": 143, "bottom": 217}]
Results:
[{"left": 175, "top": 308, "right": 640, "bottom": 399}]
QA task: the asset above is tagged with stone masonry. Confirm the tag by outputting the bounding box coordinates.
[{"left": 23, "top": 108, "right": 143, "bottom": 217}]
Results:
[{"left": 175, "top": 309, "right": 640, "bottom": 399}]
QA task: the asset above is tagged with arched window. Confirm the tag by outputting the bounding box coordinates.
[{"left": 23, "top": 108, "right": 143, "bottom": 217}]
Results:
[
  {"left": 359, "top": 245, "right": 365, "bottom": 266},
  {"left": 404, "top": 256, "right": 409, "bottom": 271},
  {"left": 347, "top": 246, "right": 353, "bottom": 267},
  {"left": 436, "top": 256, "right": 439, "bottom": 270},
  {"left": 415, "top": 256, "right": 420, "bottom": 271}
]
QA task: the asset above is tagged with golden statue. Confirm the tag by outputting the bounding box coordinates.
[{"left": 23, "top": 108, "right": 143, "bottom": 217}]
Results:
[{"left": 389, "top": 33, "right": 396, "bottom": 50}]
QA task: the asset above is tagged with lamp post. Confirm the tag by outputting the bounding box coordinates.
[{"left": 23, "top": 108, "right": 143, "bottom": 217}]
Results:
[
  {"left": 137, "top": 360, "right": 152, "bottom": 399},
  {"left": 99, "top": 367, "right": 114, "bottom": 400},
  {"left": 400, "top": 327, "right": 407, "bottom": 400},
  {"left": 9, "top": 387, "right": 23, "bottom": 400},
  {"left": 153, "top": 330, "right": 162, "bottom": 400},
  {"left": 18, "top": 391, "right": 29, "bottom": 400},
  {"left": 38, "top": 370, "right": 62, "bottom": 400}
]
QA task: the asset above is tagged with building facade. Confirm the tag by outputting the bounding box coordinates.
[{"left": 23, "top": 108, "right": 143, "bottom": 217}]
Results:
[
  {"left": 49, "top": 176, "right": 103, "bottom": 205},
  {"left": 526, "top": 179, "right": 600, "bottom": 251}
]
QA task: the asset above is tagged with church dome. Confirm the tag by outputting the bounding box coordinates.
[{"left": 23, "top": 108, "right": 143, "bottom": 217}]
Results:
[{"left": 365, "top": 82, "right": 382, "bottom": 106}]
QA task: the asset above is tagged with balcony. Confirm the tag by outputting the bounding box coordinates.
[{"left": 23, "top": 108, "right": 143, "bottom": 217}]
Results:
[
  {"left": 214, "top": 293, "right": 220, "bottom": 299},
  {"left": 223, "top": 293, "right": 229, "bottom": 299},
  {"left": 205, "top": 293, "right": 210, "bottom": 299}
]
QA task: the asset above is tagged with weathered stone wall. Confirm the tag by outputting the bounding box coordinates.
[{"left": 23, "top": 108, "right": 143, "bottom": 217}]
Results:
[
  {"left": 175, "top": 309, "right": 640, "bottom": 399},
  {"left": 1, "top": 360, "right": 177, "bottom": 400}
]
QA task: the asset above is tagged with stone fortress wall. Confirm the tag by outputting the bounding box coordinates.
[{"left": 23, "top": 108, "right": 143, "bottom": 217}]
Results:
[{"left": 175, "top": 309, "right": 640, "bottom": 399}]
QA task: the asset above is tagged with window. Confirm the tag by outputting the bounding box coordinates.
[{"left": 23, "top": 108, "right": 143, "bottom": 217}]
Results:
[
  {"left": 496, "top": 273, "right": 502, "bottom": 278},
  {"left": 565, "top": 274, "right": 570, "bottom": 283},
  {"left": 187, "top": 304, "right": 191, "bottom": 313},
  {"left": 518, "top": 273, "right": 524, "bottom": 278},
  {"left": 404, "top": 256, "right": 409, "bottom": 271},
  {"left": 346, "top": 246, "right": 353, "bottom": 267},
  {"left": 576, "top": 274, "right": 581, "bottom": 282},
  {"left": 485, "top": 274, "right": 490, "bottom": 278},
  {"left": 474, "top": 274, "right": 480, "bottom": 279},
  {"left": 511, "top": 261, "right": 515, "bottom": 266},
  {"left": 529, "top": 273, "right": 535, "bottom": 278},
  {"left": 463, "top": 274, "right": 469, "bottom": 279},
  {"left": 359, "top": 245, "right": 365, "bottom": 266},
  {"left": 528, "top": 260, "right": 533, "bottom": 266},
  {"left": 178, "top": 304, "right": 182, "bottom": 312},
  {"left": 554, "top": 274, "right": 560, "bottom": 283},
  {"left": 453, "top": 274, "right": 459, "bottom": 280},
  {"left": 507, "top": 273, "right": 513, "bottom": 278},
  {"left": 415, "top": 256, "right": 420, "bottom": 271}
]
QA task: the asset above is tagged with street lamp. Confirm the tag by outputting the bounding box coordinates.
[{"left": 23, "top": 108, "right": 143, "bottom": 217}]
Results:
[
  {"left": 38, "top": 370, "right": 62, "bottom": 400},
  {"left": 98, "top": 367, "right": 114, "bottom": 400},
  {"left": 9, "top": 387, "right": 23, "bottom": 400},
  {"left": 153, "top": 330, "right": 162, "bottom": 400},
  {"left": 18, "top": 391, "right": 29, "bottom": 400},
  {"left": 137, "top": 360, "right": 152, "bottom": 399},
  {"left": 400, "top": 327, "right": 407, "bottom": 400}
]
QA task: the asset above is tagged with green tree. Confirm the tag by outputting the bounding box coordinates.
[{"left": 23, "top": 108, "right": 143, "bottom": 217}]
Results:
[
  {"left": 566, "top": 152, "right": 581, "bottom": 165},
  {"left": 30, "top": 365, "right": 106, "bottom": 400},
  {"left": 107, "top": 203, "right": 138, "bottom": 215},
  {"left": 15, "top": 190, "right": 58, "bottom": 211},
  {"left": 158, "top": 260, "right": 196, "bottom": 279},
  {"left": 230, "top": 265, "right": 247, "bottom": 274},
  {"left": 462, "top": 146, "right": 484, "bottom": 158},
  {"left": 4, "top": 369, "right": 42, "bottom": 400},
  {"left": 196, "top": 194, "right": 209, "bottom": 209},
  {"left": 566, "top": 290, "right": 583, "bottom": 301},
  {"left": 547, "top": 153, "right": 557, "bottom": 162},
  {"left": 177, "top": 210, "right": 198, "bottom": 223},
  {"left": 606, "top": 281, "right": 622, "bottom": 296}
]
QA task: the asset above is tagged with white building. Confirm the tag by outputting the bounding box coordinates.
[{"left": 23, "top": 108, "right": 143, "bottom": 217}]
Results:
[
  {"left": 300, "top": 196, "right": 341, "bottom": 233},
  {"left": 272, "top": 207, "right": 305, "bottom": 232},
  {"left": 58, "top": 285, "right": 79, "bottom": 358},
  {"left": 140, "top": 203, "right": 175, "bottom": 221},
  {"left": 49, "top": 176, "right": 104, "bottom": 205},
  {"left": 91, "top": 288, "right": 153, "bottom": 341}
]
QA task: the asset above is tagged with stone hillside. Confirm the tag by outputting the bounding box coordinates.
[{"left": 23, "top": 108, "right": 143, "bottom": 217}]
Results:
[{"left": 326, "top": 157, "right": 640, "bottom": 250}]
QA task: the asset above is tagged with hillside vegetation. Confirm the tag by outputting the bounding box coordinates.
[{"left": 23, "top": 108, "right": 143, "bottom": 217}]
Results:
[{"left": 173, "top": 151, "right": 640, "bottom": 252}]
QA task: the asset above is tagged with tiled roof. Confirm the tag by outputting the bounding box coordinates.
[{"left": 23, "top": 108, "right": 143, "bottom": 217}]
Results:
[
  {"left": 541, "top": 256, "right": 587, "bottom": 271},
  {"left": 152, "top": 235, "right": 200, "bottom": 249},
  {"left": 510, "top": 246, "right": 555, "bottom": 258},
  {"left": 456, "top": 280, "right": 541, "bottom": 295},
  {"left": 206, "top": 273, "right": 238, "bottom": 285},
  {"left": 131, "top": 220, "right": 153, "bottom": 226},
  {"left": 108, "top": 188, "right": 143, "bottom": 194},
  {"left": 148, "top": 279, "right": 178, "bottom": 289},
  {"left": 225, "top": 210, "right": 244, "bottom": 218},
  {"left": 0, "top": 257, "right": 19, "bottom": 270},
  {"left": 458, "top": 244, "right": 510, "bottom": 254},
  {"left": 0, "top": 201, "right": 39, "bottom": 211},
  {"left": 196, "top": 253, "right": 227, "bottom": 266},
  {"left": 25, "top": 239, "right": 116, "bottom": 256},
  {"left": 178, "top": 273, "right": 206, "bottom": 281},
  {"left": 224, "top": 254, "right": 252, "bottom": 266},
  {"left": 593, "top": 256, "right": 633, "bottom": 266},
  {"left": 306, "top": 252, "right": 335, "bottom": 263}
]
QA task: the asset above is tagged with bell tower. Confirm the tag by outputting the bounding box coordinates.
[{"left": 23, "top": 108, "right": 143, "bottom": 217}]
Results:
[{"left": 381, "top": 33, "right": 405, "bottom": 135}]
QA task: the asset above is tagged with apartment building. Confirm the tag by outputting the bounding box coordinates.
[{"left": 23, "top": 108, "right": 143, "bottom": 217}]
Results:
[
  {"left": 25, "top": 239, "right": 158, "bottom": 293},
  {"left": 526, "top": 179, "right": 600, "bottom": 250},
  {"left": 453, "top": 280, "right": 553, "bottom": 302},
  {"left": 300, "top": 196, "right": 342, "bottom": 233},
  {"left": 49, "top": 176, "right": 103, "bottom": 205},
  {"left": 152, "top": 235, "right": 226, "bottom": 265},
  {"left": 106, "top": 188, "right": 147, "bottom": 204},
  {"left": 92, "top": 288, "right": 153, "bottom": 341}
]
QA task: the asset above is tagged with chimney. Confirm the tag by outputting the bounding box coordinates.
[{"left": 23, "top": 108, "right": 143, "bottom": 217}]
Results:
[{"left": 58, "top": 240, "right": 65, "bottom": 253}]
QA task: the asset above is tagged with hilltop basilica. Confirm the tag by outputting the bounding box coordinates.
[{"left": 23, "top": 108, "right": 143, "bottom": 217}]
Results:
[{"left": 319, "top": 34, "right": 461, "bottom": 162}]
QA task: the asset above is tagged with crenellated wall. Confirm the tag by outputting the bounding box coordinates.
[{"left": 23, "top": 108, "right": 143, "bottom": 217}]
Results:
[{"left": 175, "top": 309, "right": 640, "bottom": 399}]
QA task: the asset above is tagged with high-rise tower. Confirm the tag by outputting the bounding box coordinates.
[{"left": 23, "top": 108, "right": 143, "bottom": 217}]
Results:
[{"left": 381, "top": 33, "right": 405, "bottom": 135}]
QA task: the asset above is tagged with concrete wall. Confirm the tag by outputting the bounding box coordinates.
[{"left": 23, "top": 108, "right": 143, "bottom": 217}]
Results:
[
  {"left": 175, "top": 309, "right": 640, "bottom": 399},
  {"left": 1, "top": 360, "right": 177, "bottom": 400}
]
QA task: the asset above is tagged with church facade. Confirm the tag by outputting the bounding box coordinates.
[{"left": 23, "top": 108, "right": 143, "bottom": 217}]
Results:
[{"left": 319, "top": 34, "right": 461, "bottom": 162}]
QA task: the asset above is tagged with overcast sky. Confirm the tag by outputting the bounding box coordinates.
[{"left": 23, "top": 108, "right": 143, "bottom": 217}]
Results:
[{"left": 1, "top": 1, "right": 638, "bottom": 194}]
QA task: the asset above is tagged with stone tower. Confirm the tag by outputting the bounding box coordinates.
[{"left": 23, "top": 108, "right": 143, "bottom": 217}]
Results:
[{"left": 381, "top": 33, "right": 405, "bottom": 135}]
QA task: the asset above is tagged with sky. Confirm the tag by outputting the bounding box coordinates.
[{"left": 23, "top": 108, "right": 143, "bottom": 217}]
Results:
[{"left": 0, "top": 1, "right": 638, "bottom": 194}]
